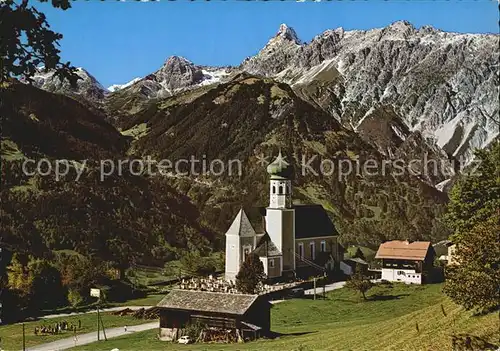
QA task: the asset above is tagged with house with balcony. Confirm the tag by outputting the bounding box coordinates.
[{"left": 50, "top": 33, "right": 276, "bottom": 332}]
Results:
[{"left": 375, "top": 240, "right": 435, "bottom": 284}]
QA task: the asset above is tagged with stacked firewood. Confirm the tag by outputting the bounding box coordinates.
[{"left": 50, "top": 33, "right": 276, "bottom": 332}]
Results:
[
  {"left": 111, "top": 307, "right": 160, "bottom": 319},
  {"left": 198, "top": 327, "right": 239, "bottom": 343}
]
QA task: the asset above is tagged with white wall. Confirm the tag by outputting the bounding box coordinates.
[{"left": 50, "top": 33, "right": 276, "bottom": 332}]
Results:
[
  {"left": 266, "top": 208, "right": 295, "bottom": 271},
  {"left": 269, "top": 179, "right": 291, "bottom": 208},
  {"left": 225, "top": 235, "right": 240, "bottom": 281},
  {"left": 340, "top": 261, "right": 353, "bottom": 275},
  {"left": 381, "top": 268, "right": 422, "bottom": 284}
]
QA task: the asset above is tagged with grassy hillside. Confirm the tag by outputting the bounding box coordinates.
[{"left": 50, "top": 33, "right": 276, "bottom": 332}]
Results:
[{"left": 69, "top": 284, "right": 499, "bottom": 351}]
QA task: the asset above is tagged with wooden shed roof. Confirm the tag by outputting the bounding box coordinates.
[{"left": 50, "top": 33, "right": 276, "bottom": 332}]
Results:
[{"left": 157, "top": 289, "right": 260, "bottom": 315}]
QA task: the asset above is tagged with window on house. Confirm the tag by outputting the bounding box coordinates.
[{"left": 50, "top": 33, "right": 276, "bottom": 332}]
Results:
[
  {"left": 320, "top": 241, "right": 326, "bottom": 252},
  {"left": 244, "top": 248, "right": 250, "bottom": 260},
  {"left": 298, "top": 243, "right": 304, "bottom": 259},
  {"left": 310, "top": 242, "right": 315, "bottom": 260},
  {"left": 269, "top": 259, "right": 274, "bottom": 268}
]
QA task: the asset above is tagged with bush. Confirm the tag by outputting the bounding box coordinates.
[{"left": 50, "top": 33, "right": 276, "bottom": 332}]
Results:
[{"left": 67, "top": 289, "right": 84, "bottom": 307}]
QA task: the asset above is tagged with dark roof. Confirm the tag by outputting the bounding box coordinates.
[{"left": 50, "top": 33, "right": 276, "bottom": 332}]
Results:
[
  {"left": 294, "top": 205, "right": 338, "bottom": 239},
  {"left": 257, "top": 205, "right": 338, "bottom": 239},
  {"left": 346, "top": 257, "right": 369, "bottom": 265},
  {"left": 157, "top": 289, "right": 259, "bottom": 315},
  {"left": 225, "top": 209, "right": 256, "bottom": 237},
  {"left": 253, "top": 233, "right": 281, "bottom": 257}
]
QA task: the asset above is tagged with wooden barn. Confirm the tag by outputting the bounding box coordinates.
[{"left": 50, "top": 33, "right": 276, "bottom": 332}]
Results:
[{"left": 156, "top": 289, "right": 271, "bottom": 342}]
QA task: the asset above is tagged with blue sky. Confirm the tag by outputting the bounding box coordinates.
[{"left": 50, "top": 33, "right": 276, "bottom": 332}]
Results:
[{"left": 36, "top": 1, "right": 498, "bottom": 88}]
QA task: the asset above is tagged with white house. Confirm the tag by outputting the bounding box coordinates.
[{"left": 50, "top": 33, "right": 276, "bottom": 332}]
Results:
[{"left": 375, "top": 240, "right": 435, "bottom": 284}]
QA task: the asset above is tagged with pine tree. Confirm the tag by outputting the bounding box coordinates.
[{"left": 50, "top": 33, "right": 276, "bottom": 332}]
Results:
[{"left": 236, "top": 253, "right": 265, "bottom": 294}]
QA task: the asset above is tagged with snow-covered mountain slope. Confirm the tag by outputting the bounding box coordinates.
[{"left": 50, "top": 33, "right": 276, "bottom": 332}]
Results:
[
  {"left": 108, "top": 56, "right": 232, "bottom": 100},
  {"left": 241, "top": 21, "right": 499, "bottom": 163},
  {"left": 27, "top": 67, "right": 108, "bottom": 104},
  {"left": 108, "top": 77, "right": 142, "bottom": 92}
]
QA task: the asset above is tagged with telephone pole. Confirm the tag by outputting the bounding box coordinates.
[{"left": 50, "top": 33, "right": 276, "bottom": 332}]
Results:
[
  {"left": 313, "top": 277, "right": 317, "bottom": 300},
  {"left": 22, "top": 323, "right": 26, "bottom": 351},
  {"left": 97, "top": 301, "right": 100, "bottom": 341}
]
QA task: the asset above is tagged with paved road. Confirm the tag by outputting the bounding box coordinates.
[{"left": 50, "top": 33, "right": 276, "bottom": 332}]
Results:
[
  {"left": 304, "top": 279, "right": 381, "bottom": 296},
  {"left": 304, "top": 281, "right": 346, "bottom": 295},
  {"left": 41, "top": 306, "right": 153, "bottom": 320},
  {"left": 26, "top": 322, "right": 158, "bottom": 351}
]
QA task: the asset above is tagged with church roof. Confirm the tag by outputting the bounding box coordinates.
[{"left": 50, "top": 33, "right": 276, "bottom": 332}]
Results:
[
  {"left": 294, "top": 205, "right": 338, "bottom": 239},
  {"left": 257, "top": 204, "right": 338, "bottom": 239},
  {"left": 225, "top": 208, "right": 256, "bottom": 237},
  {"left": 253, "top": 233, "right": 281, "bottom": 257}
]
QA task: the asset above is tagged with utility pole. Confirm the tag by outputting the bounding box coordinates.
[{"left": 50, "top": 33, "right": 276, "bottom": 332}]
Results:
[
  {"left": 22, "top": 323, "right": 25, "bottom": 351},
  {"left": 90, "top": 288, "right": 102, "bottom": 342},
  {"left": 97, "top": 301, "right": 100, "bottom": 341},
  {"left": 323, "top": 272, "right": 326, "bottom": 299},
  {"left": 313, "top": 277, "right": 317, "bottom": 300},
  {"left": 100, "top": 313, "right": 107, "bottom": 341}
]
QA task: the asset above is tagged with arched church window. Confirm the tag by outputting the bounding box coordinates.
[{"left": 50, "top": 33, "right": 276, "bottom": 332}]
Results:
[
  {"left": 272, "top": 186, "right": 276, "bottom": 194},
  {"left": 279, "top": 185, "right": 283, "bottom": 194}
]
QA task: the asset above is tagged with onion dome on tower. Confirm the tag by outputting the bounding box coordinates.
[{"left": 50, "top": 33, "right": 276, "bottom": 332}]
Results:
[{"left": 266, "top": 150, "right": 293, "bottom": 180}]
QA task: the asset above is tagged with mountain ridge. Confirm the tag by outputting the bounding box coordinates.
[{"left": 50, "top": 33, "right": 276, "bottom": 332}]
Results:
[{"left": 26, "top": 21, "right": 499, "bottom": 173}]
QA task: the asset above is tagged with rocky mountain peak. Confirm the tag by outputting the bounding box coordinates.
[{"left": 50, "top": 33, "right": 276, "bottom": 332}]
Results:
[
  {"left": 382, "top": 20, "right": 417, "bottom": 39},
  {"left": 26, "top": 66, "right": 108, "bottom": 104},
  {"left": 164, "top": 55, "right": 194, "bottom": 67},
  {"left": 155, "top": 55, "right": 205, "bottom": 92},
  {"left": 274, "top": 23, "right": 302, "bottom": 44}
]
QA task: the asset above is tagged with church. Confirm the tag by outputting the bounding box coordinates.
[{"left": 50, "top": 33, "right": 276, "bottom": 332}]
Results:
[{"left": 225, "top": 151, "right": 343, "bottom": 281}]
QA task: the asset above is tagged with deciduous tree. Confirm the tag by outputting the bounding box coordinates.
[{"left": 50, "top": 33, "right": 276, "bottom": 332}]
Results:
[
  {"left": 443, "top": 218, "right": 499, "bottom": 313},
  {"left": 1, "top": 0, "right": 80, "bottom": 84},
  {"left": 445, "top": 142, "right": 500, "bottom": 239},
  {"left": 345, "top": 269, "right": 373, "bottom": 300},
  {"left": 442, "top": 141, "right": 500, "bottom": 312}
]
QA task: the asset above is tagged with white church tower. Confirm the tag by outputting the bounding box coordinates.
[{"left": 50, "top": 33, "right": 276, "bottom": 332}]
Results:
[
  {"left": 224, "top": 208, "right": 257, "bottom": 281},
  {"left": 265, "top": 151, "right": 296, "bottom": 274}
]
